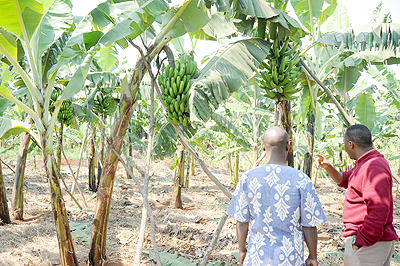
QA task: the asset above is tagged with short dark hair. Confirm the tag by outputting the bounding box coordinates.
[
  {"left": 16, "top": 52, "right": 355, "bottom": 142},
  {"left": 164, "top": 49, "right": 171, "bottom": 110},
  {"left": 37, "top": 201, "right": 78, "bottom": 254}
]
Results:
[{"left": 345, "top": 124, "right": 373, "bottom": 148}]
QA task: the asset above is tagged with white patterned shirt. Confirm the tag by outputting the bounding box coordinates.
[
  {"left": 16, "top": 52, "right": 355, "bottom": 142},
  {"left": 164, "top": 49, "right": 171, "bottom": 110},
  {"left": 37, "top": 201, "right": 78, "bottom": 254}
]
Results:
[{"left": 227, "top": 164, "right": 327, "bottom": 266}]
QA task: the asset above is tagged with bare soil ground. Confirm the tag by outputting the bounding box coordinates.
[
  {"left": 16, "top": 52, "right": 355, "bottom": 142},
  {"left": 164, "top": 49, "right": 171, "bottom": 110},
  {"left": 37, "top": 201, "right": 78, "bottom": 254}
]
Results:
[{"left": 0, "top": 155, "right": 399, "bottom": 266}]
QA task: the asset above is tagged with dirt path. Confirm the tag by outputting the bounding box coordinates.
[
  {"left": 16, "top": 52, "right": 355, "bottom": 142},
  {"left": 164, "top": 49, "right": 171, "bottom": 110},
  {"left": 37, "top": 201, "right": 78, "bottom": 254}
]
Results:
[{"left": 0, "top": 158, "right": 399, "bottom": 265}]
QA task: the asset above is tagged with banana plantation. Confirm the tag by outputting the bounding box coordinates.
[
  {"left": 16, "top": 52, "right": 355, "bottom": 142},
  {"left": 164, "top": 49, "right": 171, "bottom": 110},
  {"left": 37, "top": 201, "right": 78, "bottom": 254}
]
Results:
[{"left": 0, "top": 0, "right": 400, "bottom": 265}]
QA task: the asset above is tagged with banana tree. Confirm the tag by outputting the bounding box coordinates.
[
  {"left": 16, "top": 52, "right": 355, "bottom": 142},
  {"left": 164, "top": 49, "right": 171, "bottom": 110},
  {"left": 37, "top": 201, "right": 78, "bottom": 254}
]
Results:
[
  {"left": 312, "top": 16, "right": 400, "bottom": 173},
  {"left": 85, "top": 72, "right": 119, "bottom": 192},
  {"left": 86, "top": 0, "right": 207, "bottom": 264},
  {"left": 0, "top": 0, "right": 147, "bottom": 264},
  {"left": 0, "top": 1, "right": 81, "bottom": 264},
  {"left": 224, "top": 0, "right": 308, "bottom": 166},
  {"left": 0, "top": 53, "right": 32, "bottom": 221},
  {"left": 288, "top": 0, "right": 341, "bottom": 176},
  {"left": 87, "top": 0, "right": 283, "bottom": 264}
]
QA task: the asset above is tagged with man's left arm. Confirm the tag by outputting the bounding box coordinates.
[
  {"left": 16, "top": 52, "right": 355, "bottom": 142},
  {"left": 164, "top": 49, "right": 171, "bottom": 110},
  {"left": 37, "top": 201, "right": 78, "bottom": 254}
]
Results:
[
  {"left": 303, "top": 226, "right": 318, "bottom": 266},
  {"left": 237, "top": 221, "right": 249, "bottom": 265}
]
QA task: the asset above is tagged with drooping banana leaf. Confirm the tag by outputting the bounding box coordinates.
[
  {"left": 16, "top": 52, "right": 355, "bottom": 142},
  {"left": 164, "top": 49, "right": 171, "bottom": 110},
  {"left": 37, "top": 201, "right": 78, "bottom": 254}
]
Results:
[
  {"left": 71, "top": 103, "right": 101, "bottom": 127},
  {"left": 152, "top": 121, "right": 196, "bottom": 158},
  {"left": 160, "top": 0, "right": 211, "bottom": 40},
  {"left": 355, "top": 91, "right": 376, "bottom": 131},
  {"left": 0, "top": 117, "right": 40, "bottom": 145},
  {"left": 317, "top": 23, "right": 400, "bottom": 65},
  {"left": 232, "top": 0, "right": 307, "bottom": 38},
  {"left": 326, "top": 4, "right": 349, "bottom": 32},
  {"left": 60, "top": 44, "right": 100, "bottom": 101},
  {"left": 36, "top": 0, "right": 73, "bottom": 59},
  {"left": 267, "top": 12, "right": 308, "bottom": 39},
  {"left": 335, "top": 65, "right": 364, "bottom": 95},
  {"left": 212, "top": 113, "right": 251, "bottom": 148},
  {"left": 86, "top": 72, "right": 120, "bottom": 88},
  {"left": 201, "top": 12, "right": 238, "bottom": 40},
  {"left": 94, "top": 45, "right": 118, "bottom": 72},
  {"left": 290, "top": 0, "right": 337, "bottom": 33},
  {"left": 206, "top": 0, "right": 230, "bottom": 13},
  {"left": 0, "top": 0, "right": 45, "bottom": 42},
  {"left": 190, "top": 38, "right": 271, "bottom": 122},
  {"left": 367, "top": 65, "right": 400, "bottom": 112},
  {"left": 225, "top": 101, "right": 272, "bottom": 116},
  {"left": 233, "top": 0, "right": 279, "bottom": 19}
]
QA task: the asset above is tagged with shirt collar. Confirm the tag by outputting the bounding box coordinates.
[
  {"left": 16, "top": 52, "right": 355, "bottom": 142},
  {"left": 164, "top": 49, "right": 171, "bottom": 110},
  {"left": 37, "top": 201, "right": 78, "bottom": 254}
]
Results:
[{"left": 355, "top": 148, "right": 377, "bottom": 167}]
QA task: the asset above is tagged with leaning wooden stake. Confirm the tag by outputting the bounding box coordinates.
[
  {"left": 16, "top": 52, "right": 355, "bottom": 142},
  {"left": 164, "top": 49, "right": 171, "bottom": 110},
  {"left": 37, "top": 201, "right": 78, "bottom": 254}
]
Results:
[
  {"left": 106, "top": 136, "right": 162, "bottom": 266},
  {"left": 252, "top": 151, "right": 266, "bottom": 168},
  {"left": 59, "top": 141, "right": 88, "bottom": 209},
  {"left": 134, "top": 67, "right": 157, "bottom": 265},
  {"left": 199, "top": 213, "right": 229, "bottom": 266},
  {"left": 299, "top": 57, "right": 354, "bottom": 125}
]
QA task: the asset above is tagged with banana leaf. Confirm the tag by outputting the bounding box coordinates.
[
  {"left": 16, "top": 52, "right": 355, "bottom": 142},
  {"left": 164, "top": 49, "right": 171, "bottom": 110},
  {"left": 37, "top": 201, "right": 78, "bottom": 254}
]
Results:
[
  {"left": 355, "top": 92, "right": 376, "bottom": 131},
  {"left": 211, "top": 113, "right": 251, "bottom": 148},
  {"left": 233, "top": 0, "right": 279, "bottom": 19},
  {"left": 190, "top": 38, "right": 271, "bottom": 122},
  {"left": 291, "top": 0, "right": 337, "bottom": 33},
  {"left": 326, "top": 4, "right": 349, "bottom": 32},
  {"left": 0, "top": 117, "right": 40, "bottom": 145},
  {"left": 335, "top": 65, "right": 364, "bottom": 95},
  {"left": 201, "top": 12, "right": 238, "bottom": 39},
  {"left": 317, "top": 23, "right": 400, "bottom": 65}
]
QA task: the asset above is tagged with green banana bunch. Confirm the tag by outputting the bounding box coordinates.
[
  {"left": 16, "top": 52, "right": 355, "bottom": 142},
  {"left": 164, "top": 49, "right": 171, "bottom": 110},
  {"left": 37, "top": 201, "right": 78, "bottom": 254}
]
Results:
[
  {"left": 49, "top": 87, "right": 73, "bottom": 125},
  {"left": 93, "top": 88, "right": 115, "bottom": 118},
  {"left": 51, "top": 87, "right": 62, "bottom": 102},
  {"left": 58, "top": 100, "right": 74, "bottom": 125},
  {"left": 158, "top": 53, "right": 197, "bottom": 126},
  {"left": 49, "top": 87, "right": 63, "bottom": 113},
  {"left": 258, "top": 37, "right": 303, "bottom": 101}
]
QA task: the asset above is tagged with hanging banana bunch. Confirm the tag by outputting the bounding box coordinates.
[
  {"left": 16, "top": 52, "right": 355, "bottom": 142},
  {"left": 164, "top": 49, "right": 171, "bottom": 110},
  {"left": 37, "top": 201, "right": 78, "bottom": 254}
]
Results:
[
  {"left": 50, "top": 87, "right": 62, "bottom": 102},
  {"left": 58, "top": 100, "right": 74, "bottom": 125},
  {"left": 157, "top": 53, "right": 197, "bottom": 126},
  {"left": 93, "top": 88, "right": 115, "bottom": 119},
  {"left": 258, "top": 37, "right": 303, "bottom": 101},
  {"left": 49, "top": 87, "right": 74, "bottom": 125}
]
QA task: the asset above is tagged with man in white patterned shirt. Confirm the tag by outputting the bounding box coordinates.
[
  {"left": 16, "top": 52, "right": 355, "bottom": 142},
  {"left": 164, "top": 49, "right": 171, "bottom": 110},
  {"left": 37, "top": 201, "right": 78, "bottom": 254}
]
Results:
[{"left": 227, "top": 126, "right": 326, "bottom": 266}]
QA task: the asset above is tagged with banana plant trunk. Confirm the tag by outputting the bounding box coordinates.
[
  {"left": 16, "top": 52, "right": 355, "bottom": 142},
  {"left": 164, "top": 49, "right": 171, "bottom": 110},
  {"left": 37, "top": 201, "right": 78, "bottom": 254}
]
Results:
[
  {"left": 190, "top": 153, "right": 195, "bottom": 176},
  {"left": 97, "top": 126, "right": 105, "bottom": 188},
  {"left": 56, "top": 123, "right": 64, "bottom": 170},
  {"left": 88, "top": 44, "right": 162, "bottom": 264},
  {"left": 42, "top": 142, "right": 78, "bottom": 265},
  {"left": 88, "top": 92, "right": 135, "bottom": 265},
  {"left": 228, "top": 153, "right": 233, "bottom": 183},
  {"left": 126, "top": 127, "right": 133, "bottom": 179},
  {"left": 182, "top": 152, "right": 193, "bottom": 188},
  {"left": 234, "top": 152, "right": 239, "bottom": 184},
  {"left": 89, "top": 126, "right": 98, "bottom": 192},
  {"left": 280, "top": 100, "right": 294, "bottom": 167},
  {"left": 88, "top": 10, "right": 177, "bottom": 262},
  {"left": 11, "top": 132, "right": 30, "bottom": 220},
  {"left": 171, "top": 143, "right": 184, "bottom": 209},
  {"left": 303, "top": 109, "right": 316, "bottom": 177},
  {"left": 253, "top": 78, "right": 260, "bottom": 164},
  {"left": 183, "top": 151, "right": 190, "bottom": 188},
  {"left": 0, "top": 160, "right": 11, "bottom": 224}
]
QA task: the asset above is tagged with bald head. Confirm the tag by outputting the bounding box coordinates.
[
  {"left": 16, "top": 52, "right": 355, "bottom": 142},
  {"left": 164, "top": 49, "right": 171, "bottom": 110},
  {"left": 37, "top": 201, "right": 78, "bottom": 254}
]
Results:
[{"left": 263, "top": 126, "right": 288, "bottom": 150}]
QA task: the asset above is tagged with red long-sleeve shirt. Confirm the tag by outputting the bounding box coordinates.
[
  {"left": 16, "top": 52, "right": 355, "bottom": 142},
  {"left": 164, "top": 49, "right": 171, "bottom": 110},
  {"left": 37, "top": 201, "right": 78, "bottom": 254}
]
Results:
[{"left": 340, "top": 149, "right": 398, "bottom": 246}]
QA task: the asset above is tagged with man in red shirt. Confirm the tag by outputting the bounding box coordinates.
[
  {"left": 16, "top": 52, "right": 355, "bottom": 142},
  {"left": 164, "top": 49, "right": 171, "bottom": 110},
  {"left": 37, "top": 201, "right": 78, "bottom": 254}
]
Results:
[{"left": 316, "top": 124, "right": 398, "bottom": 266}]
